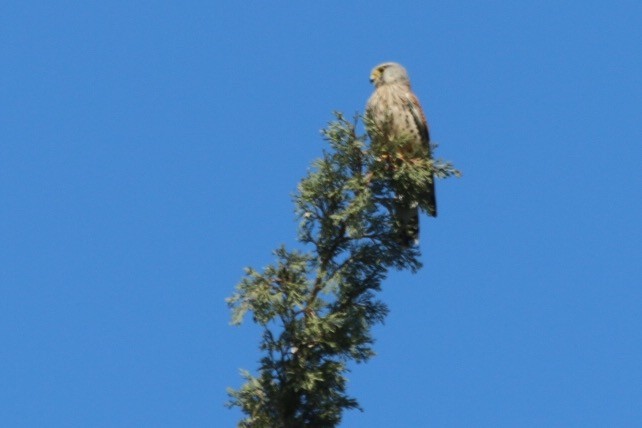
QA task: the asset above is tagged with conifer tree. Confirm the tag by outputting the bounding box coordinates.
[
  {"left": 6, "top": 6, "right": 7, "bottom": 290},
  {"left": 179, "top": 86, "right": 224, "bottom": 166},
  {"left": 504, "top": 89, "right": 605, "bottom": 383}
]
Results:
[{"left": 227, "top": 113, "right": 460, "bottom": 427}]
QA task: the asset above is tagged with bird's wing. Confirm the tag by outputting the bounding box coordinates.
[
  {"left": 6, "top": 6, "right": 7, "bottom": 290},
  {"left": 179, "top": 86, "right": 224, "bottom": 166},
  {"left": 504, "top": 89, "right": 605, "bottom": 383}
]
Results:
[
  {"left": 405, "top": 91, "right": 431, "bottom": 153},
  {"left": 405, "top": 91, "right": 437, "bottom": 217}
]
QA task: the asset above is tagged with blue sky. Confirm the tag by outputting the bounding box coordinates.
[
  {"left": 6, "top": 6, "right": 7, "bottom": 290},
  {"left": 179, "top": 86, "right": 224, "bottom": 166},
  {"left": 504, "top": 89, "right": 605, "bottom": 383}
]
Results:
[{"left": 2, "top": 1, "right": 641, "bottom": 427}]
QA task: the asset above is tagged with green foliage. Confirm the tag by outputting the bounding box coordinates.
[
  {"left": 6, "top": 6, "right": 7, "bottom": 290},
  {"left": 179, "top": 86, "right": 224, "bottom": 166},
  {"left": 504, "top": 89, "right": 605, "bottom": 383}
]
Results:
[{"left": 227, "top": 113, "right": 460, "bottom": 427}]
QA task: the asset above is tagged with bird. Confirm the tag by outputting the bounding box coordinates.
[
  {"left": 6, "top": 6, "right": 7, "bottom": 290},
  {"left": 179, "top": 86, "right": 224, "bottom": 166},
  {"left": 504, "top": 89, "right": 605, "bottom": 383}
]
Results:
[{"left": 365, "top": 62, "right": 437, "bottom": 247}]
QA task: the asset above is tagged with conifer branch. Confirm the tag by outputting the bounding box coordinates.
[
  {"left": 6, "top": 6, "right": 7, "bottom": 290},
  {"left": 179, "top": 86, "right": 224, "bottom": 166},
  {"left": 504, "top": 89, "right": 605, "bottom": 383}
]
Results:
[{"left": 226, "top": 112, "right": 460, "bottom": 427}]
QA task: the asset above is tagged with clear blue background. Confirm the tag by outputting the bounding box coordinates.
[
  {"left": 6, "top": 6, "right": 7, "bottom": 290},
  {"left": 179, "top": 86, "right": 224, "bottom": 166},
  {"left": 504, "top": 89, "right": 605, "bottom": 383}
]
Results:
[{"left": 2, "top": 2, "right": 641, "bottom": 427}]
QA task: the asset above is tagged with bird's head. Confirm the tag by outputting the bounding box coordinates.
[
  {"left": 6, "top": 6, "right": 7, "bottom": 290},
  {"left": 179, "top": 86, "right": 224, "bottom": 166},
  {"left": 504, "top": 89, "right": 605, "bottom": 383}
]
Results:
[{"left": 369, "top": 62, "right": 411, "bottom": 88}]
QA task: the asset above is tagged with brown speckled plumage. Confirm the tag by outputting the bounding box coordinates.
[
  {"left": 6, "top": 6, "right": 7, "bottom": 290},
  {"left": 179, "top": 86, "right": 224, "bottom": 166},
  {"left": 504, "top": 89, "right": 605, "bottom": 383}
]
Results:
[{"left": 366, "top": 62, "right": 436, "bottom": 246}]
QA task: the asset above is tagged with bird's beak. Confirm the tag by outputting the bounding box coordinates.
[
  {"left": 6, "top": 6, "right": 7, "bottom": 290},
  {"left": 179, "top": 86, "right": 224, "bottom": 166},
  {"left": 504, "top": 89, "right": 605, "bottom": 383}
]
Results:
[{"left": 369, "top": 75, "right": 375, "bottom": 84}]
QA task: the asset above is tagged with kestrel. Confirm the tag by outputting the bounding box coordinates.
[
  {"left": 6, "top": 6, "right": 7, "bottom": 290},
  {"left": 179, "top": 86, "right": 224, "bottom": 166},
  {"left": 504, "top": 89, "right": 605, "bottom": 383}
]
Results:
[{"left": 365, "top": 62, "right": 436, "bottom": 247}]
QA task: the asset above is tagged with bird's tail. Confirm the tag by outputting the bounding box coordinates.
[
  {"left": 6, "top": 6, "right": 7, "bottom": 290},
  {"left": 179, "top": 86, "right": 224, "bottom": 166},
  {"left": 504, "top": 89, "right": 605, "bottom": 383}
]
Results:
[{"left": 426, "top": 175, "right": 437, "bottom": 217}]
